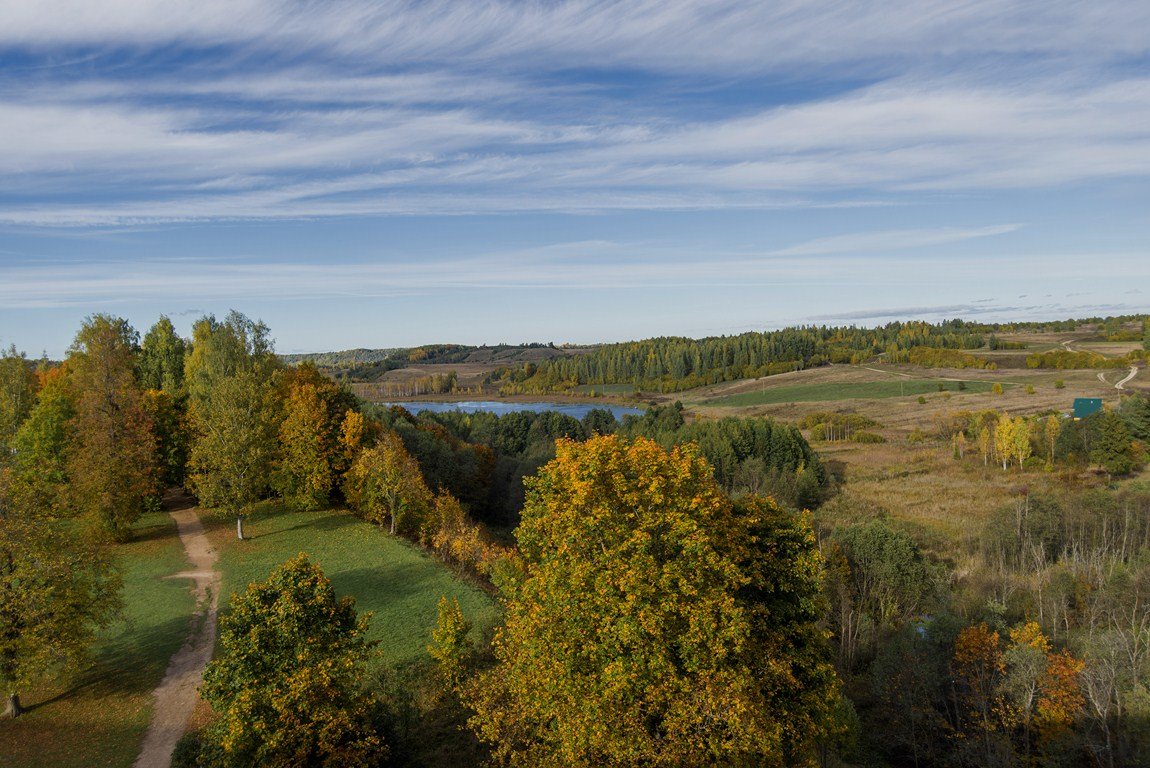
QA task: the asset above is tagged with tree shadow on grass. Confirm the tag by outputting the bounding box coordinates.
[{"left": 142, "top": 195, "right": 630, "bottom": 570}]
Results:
[
  {"left": 258, "top": 511, "right": 360, "bottom": 540},
  {"left": 331, "top": 564, "right": 445, "bottom": 606},
  {"left": 24, "top": 612, "right": 195, "bottom": 713}
]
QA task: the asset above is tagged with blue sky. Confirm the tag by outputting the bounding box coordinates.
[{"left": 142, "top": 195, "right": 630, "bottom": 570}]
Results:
[{"left": 1, "top": 1, "right": 1147, "bottom": 356}]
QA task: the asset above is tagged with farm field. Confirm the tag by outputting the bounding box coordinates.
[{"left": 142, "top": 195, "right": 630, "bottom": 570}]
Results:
[{"left": 703, "top": 377, "right": 1002, "bottom": 406}]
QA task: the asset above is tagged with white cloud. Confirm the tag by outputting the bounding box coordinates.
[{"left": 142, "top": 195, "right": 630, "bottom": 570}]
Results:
[
  {"left": 1, "top": 2, "right": 1149, "bottom": 225},
  {"left": 769, "top": 225, "right": 1020, "bottom": 256},
  {"left": 3, "top": 1, "right": 1147, "bottom": 72}
]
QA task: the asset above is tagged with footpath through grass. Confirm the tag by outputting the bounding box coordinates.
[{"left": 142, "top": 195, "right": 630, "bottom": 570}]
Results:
[
  {"left": 205, "top": 504, "right": 499, "bottom": 671},
  {"left": 0, "top": 511, "right": 197, "bottom": 768},
  {"left": 708, "top": 378, "right": 1003, "bottom": 407}
]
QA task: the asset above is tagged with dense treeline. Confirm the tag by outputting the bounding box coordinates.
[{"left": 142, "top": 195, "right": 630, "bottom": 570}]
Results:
[
  {"left": 1025, "top": 350, "right": 1147, "bottom": 370},
  {"left": 366, "top": 401, "right": 832, "bottom": 527},
  {"left": 489, "top": 320, "right": 987, "bottom": 394},
  {"left": 288, "top": 342, "right": 567, "bottom": 382}
]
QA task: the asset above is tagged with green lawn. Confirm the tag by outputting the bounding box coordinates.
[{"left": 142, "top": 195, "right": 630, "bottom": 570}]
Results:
[
  {"left": 707, "top": 378, "right": 1005, "bottom": 407},
  {"left": 207, "top": 504, "right": 499, "bottom": 670},
  {"left": 0, "top": 511, "right": 197, "bottom": 768}
]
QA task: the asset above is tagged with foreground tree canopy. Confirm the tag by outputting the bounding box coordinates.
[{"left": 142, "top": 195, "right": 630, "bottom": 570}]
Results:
[
  {"left": 200, "top": 554, "right": 388, "bottom": 768},
  {"left": 465, "top": 435, "right": 837, "bottom": 767}
]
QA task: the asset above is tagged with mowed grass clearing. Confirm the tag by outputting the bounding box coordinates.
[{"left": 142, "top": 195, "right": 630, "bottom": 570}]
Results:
[
  {"left": 0, "top": 511, "right": 197, "bottom": 768},
  {"left": 707, "top": 378, "right": 1003, "bottom": 407},
  {"left": 203, "top": 504, "right": 499, "bottom": 671}
]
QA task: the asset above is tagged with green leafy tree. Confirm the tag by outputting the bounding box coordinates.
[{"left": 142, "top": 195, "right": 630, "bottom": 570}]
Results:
[
  {"left": 138, "top": 315, "right": 187, "bottom": 394},
  {"left": 184, "top": 311, "right": 276, "bottom": 410},
  {"left": 0, "top": 473, "right": 121, "bottom": 718},
  {"left": 186, "top": 373, "right": 278, "bottom": 539},
  {"left": 143, "top": 389, "right": 190, "bottom": 488},
  {"left": 184, "top": 311, "right": 281, "bottom": 538},
  {"left": 0, "top": 346, "right": 37, "bottom": 458},
  {"left": 200, "top": 554, "right": 388, "bottom": 767},
  {"left": 66, "top": 315, "right": 158, "bottom": 540},
  {"left": 465, "top": 435, "right": 837, "bottom": 767},
  {"left": 1090, "top": 411, "right": 1134, "bottom": 477},
  {"left": 6, "top": 369, "right": 73, "bottom": 516}
]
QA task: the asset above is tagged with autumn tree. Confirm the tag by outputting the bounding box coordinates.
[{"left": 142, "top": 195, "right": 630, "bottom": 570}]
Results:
[
  {"left": 138, "top": 315, "right": 187, "bottom": 394},
  {"left": 1044, "top": 415, "right": 1060, "bottom": 470},
  {"left": 465, "top": 435, "right": 837, "bottom": 766},
  {"left": 0, "top": 472, "right": 121, "bottom": 718},
  {"left": 275, "top": 364, "right": 359, "bottom": 510},
  {"left": 343, "top": 431, "right": 432, "bottom": 536},
  {"left": 200, "top": 554, "right": 388, "bottom": 767},
  {"left": 951, "top": 623, "right": 1010, "bottom": 766},
  {"left": 429, "top": 596, "right": 473, "bottom": 695},
  {"left": 994, "top": 416, "right": 1015, "bottom": 471},
  {"left": 66, "top": 315, "right": 158, "bottom": 540},
  {"left": 1012, "top": 416, "right": 1033, "bottom": 469}
]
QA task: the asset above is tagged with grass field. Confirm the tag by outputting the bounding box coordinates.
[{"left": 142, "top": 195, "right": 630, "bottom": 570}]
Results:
[
  {"left": 0, "top": 511, "right": 197, "bottom": 768},
  {"left": 707, "top": 378, "right": 1003, "bottom": 407},
  {"left": 202, "top": 504, "right": 499, "bottom": 670}
]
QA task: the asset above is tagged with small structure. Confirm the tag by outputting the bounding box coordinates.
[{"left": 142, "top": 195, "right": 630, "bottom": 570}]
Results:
[{"left": 1072, "top": 398, "right": 1103, "bottom": 419}]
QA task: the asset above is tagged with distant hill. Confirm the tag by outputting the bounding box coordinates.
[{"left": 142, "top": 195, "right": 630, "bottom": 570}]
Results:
[{"left": 281, "top": 343, "right": 584, "bottom": 382}]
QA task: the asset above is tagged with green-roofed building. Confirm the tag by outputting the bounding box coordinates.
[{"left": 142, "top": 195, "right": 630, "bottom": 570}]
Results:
[{"left": 1073, "top": 398, "right": 1103, "bottom": 419}]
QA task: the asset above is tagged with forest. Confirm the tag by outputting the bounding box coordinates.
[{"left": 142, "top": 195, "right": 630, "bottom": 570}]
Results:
[{"left": 2, "top": 311, "right": 1150, "bottom": 767}]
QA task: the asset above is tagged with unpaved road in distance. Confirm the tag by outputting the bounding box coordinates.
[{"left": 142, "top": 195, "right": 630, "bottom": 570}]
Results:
[{"left": 134, "top": 499, "right": 220, "bottom": 768}]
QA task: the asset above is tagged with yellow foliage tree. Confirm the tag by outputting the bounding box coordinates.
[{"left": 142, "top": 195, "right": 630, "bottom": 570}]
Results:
[
  {"left": 465, "top": 435, "right": 837, "bottom": 766},
  {"left": 343, "top": 431, "right": 431, "bottom": 535}
]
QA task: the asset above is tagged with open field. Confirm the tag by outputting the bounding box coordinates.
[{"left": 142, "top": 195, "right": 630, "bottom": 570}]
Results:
[
  {"left": 201, "top": 504, "right": 499, "bottom": 669},
  {"left": 680, "top": 361, "right": 1141, "bottom": 545},
  {"left": 684, "top": 363, "right": 1137, "bottom": 430},
  {"left": 0, "top": 512, "right": 197, "bottom": 768},
  {"left": 705, "top": 378, "right": 1002, "bottom": 406}
]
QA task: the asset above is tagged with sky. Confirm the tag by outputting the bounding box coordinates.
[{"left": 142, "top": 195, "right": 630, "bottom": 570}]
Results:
[{"left": 1, "top": 1, "right": 1148, "bottom": 357}]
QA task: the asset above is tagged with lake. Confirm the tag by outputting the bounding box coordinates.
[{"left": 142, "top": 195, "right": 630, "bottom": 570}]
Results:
[{"left": 380, "top": 400, "right": 646, "bottom": 420}]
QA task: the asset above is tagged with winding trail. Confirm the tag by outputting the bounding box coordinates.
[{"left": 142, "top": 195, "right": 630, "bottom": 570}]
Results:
[
  {"left": 134, "top": 498, "right": 220, "bottom": 768},
  {"left": 1116, "top": 366, "right": 1138, "bottom": 390}
]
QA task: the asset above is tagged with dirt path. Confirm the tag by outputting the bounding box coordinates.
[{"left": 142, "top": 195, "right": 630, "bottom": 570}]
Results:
[
  {"left": 134, "top": 501, "right": 220, "bottom": 768},
  {"left": 1116, "top": 366, "right": 1138, "bottom": 390}
]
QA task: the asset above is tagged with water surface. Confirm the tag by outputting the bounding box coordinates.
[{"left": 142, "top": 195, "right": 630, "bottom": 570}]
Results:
[{"left": 381, "top": 400, "right": 645, "bottom": 420}]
